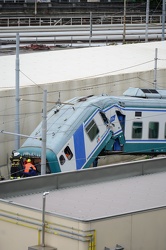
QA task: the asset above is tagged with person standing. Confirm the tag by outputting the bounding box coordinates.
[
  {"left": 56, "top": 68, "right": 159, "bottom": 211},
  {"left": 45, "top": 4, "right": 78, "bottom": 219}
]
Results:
[{"left": 10, "top": 150, "right": 24, "bottom": 179}]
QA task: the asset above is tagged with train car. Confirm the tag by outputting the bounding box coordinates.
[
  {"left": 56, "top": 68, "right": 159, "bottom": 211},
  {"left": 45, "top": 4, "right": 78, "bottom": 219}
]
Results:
[{"left": 16, "top": 87, "right": 166, "bottom": 175}]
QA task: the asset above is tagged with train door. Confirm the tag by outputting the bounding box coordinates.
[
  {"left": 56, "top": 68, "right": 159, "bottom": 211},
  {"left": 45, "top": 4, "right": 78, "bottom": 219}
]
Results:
[
  {"left": 83, "top": 110, "right": 111, "bottom": 167},
  {"left": 111, "top": 110, "right": 125, "bottom": 151},
  {"left": 73, "top": 124, "right": 86, "bottom": 170}
]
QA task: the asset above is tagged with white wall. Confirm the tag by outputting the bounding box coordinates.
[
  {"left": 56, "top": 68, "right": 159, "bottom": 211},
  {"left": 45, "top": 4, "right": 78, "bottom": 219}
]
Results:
[
  {"left": 1, "top": 199, "right": 166, "bottom": 250},
  {"left": 0, "top": 200, "right": 91, "bottom": 250},
  {"left": 90, "top": 208, "right": 166, "bottom": 250}
]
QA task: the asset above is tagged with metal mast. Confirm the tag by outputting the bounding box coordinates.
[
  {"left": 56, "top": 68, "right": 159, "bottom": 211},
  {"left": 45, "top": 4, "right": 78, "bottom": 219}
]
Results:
[
  {"left": 162, "top": 0, "right": 165, "bottom": 40},
  {"left": 123, "top": 0, "right": 126, "bottom": 44},
  {"left": 145, "top": 0, "right": 150, "bottom": 42},
  {"left": 15, "top": 33, "right": 20, "bottom": 150},
  {"left": 89, "top": 12, "right": 92, "bottom": 46},
  {"left": 154, "top": 48, "right": 158, "bottom": 89},
  {"left": 41, "top": 89, "right": 47, "bottom": 175}
]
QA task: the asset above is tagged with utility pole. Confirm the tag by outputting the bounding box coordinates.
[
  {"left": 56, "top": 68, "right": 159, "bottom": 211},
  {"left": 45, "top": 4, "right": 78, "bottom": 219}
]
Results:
[
  {"left": 35, "top": 0, "right": 37, "bottom": 17},
  {"left": 15, "top": 33, "right": 20, "bottom": 150},
  {"left": 89, "top": 12, "right": 92, "bottom": 47},
  {"left": 145, "top": 0, "right": 150, "bottom": 42},
  {"left": 123, "top": 0, "right": 126, "bottom": 44},
  {"left": 41, "top": 89, "right": 47, "bottom": 175},
  {"left": 154, "top": 48, "right": 158, "bottom": 89},
  {"left": 162, "top": 0, "right": 165, "bottom": 40}
]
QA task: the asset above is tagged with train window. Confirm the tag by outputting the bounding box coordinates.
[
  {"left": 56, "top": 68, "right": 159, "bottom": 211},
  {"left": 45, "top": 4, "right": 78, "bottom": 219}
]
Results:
[
  {"left": 135, "top": 112, "right": 142, "bottom": 117},
  {"left": 59, "top": 155, "right": 65, "bottom": 165},
  {"left": 85, "top": 119, "right": 99, "bottom": 141},
  {"left": 165, "top": 123, "right": 166, "bottom": 139},
  {"left": 64, "top": 146, "right": 73, "bottom": 160},
  {"left": 99, "top": 112, "right": 109, "bottom": 125},
  {"left": 149, "top": 122, "right": 159, "bottom": 139},
  {"left": 132, "top": 122, "right": 142, "bottom": 138},
  {"left": 116, "top": 111, "right": 125, "bottom": 131}
]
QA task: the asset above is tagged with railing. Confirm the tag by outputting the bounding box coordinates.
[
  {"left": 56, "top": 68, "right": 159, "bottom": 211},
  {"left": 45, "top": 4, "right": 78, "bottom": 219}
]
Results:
[{"left": 0, "top": 14, "right": 163, "bottom": 27}]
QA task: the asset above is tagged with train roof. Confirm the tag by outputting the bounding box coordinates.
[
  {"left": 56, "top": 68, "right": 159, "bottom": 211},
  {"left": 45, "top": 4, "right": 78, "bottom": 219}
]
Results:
[
  {"left": 123, "top": 87, "right": 166, "bottom": 99},
  {"left": 21, "top": 91, "right": 166, "bottom": 155},
  {"left": 21, "top": 94, "right": 113, "bottom": 152}
]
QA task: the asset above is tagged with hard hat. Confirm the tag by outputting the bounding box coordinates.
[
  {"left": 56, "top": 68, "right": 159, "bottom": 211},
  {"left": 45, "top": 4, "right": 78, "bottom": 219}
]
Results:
[{"left": 27, "top": 159, "right": 31, "bottom": 163}]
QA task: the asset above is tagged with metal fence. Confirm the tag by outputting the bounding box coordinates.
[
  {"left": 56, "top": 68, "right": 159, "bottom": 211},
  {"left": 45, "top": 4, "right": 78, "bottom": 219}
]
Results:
[{"left": 0, "top": 14, "right": 163, "bottom": 27}]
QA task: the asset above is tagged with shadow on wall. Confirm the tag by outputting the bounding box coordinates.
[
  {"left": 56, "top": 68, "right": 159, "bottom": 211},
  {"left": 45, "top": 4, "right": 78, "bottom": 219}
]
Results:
[{"left": 105, "top": 244, "right": 124, "bottom": 250}]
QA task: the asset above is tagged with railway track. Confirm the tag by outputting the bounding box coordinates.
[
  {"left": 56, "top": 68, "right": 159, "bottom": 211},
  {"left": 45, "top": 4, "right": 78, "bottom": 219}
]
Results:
[{"left": 0, "top": 23, "right": 165, "bottom": 48}]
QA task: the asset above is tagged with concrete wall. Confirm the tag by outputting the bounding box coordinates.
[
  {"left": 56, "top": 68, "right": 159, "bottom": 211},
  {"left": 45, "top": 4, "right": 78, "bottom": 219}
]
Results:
[
  {"left": 0, "top": 68, "right": 166, "bottom": 179},
  {"left": 1, "top": 156, "right": 166, "bottom": 198},
  {"left": 90, "top": 208, "right": 166, "bottom": 250}
]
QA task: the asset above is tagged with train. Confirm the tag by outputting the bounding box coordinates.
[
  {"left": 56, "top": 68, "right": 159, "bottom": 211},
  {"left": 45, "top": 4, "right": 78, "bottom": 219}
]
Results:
[{"left": 10, "top": 87, "right": 166, "bottom": 176}]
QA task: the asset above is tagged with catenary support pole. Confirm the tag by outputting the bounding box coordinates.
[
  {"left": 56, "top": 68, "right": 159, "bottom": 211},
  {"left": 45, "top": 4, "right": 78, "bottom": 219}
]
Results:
[
  {"left": 35, "top": 0, "right": 37, "bottom": 16},
  {"left": 123, "top": 0, "right": 126, "bottom": 44},
  {"left": 145, "top": 0, "right": 149, "bottom": 42},
  {"left": 154, "top": 48, "right": 158, "bottom": 89},
  {"left": 41, "top": 89, "right": 47, "bottom": 175},
  {"left": 162, "top": 0, "right": 165, "bottom": 40},
  {"left": 15, "top": 33, "right": 20, "bottom": 150},
  {"left": 89, "top": 12, "right": 92, "bottom": 47}
]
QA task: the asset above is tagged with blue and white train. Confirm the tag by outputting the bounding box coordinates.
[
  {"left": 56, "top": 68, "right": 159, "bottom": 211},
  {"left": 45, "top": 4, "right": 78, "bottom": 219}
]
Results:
[{"left": 17, "top": 87, "right": 166, "bottom": 174}]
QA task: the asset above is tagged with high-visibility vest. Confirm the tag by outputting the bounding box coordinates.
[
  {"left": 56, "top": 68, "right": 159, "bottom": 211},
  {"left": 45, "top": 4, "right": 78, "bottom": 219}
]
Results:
[{"left": 24, "top": 163, "right": 36, "bottom": 173}]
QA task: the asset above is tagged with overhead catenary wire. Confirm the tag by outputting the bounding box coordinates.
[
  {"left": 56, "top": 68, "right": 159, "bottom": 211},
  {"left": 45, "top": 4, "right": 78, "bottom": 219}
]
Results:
[
  {"left": 1, "top": 86, "right": 166, "bottom": 132},
  {"left": 0, "top": 72, "right": 158, "bottom": 116},
  {"left": 0, "top": 46, "right": 165, "bottom": 181},
  {"left": 0, "top": 49, "right": 166, "bottom": 165},
  {"left": 3, "top": 105, "right": 166, "bottom": 179},
  {"left": 0, "top": 48, "right": 165, "bottom": 98},
  {"left": 1, "top": 109, "right": 166, "bottom": 144},
  {"left": 0, "top": 56, "right": 165, "bottom": 92}
]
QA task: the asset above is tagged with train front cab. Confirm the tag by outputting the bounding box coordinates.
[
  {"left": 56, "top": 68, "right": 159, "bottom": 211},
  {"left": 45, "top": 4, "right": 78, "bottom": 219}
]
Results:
[
  {"left": 18, "top": 147, "right": 61, "bottom": 175},
  {"left": 55, "top": 109, "right": 113, "bottom": 172},
  {"left": 57, "top": 107, "right": 128, "bottom": 171}
]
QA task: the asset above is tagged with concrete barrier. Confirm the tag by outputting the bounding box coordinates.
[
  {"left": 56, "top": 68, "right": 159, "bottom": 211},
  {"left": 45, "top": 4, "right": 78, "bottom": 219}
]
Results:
[{"left": 1, "top": 156, "right": 166, "bottom": 199}]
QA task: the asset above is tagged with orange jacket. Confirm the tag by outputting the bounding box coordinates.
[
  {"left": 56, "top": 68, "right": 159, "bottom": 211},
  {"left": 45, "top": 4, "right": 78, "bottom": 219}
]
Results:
[{"left": 24, "top": 162, "right": 36, "bottom": 173}]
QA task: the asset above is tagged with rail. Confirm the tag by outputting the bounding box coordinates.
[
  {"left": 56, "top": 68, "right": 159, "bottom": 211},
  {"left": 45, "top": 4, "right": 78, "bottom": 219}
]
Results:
[
  {"left": 0, "top": 23, "right": 165, "bottom": 47},
  {"left": 0, "top": 14, "right": 163, "bottom": 27}
]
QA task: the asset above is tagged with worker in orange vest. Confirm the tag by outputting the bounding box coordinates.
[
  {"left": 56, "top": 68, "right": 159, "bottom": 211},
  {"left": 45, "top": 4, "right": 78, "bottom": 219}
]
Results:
[{"left": 23, "top": 159, "right": 37, "bottom": 177}]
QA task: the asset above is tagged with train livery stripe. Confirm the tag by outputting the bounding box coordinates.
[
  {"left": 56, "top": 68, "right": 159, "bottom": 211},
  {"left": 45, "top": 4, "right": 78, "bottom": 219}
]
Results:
[{"left": 73, "top": 124, "right": 86, "bottom": 170}]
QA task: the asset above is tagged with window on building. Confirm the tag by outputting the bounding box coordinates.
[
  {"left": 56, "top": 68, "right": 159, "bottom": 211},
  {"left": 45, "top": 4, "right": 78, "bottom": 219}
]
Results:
[
  {"left": 85, "top": 119, "right": 99, "bottom": 141},
  {"left": 149, "top": 122, "right": 159, "bottom": 139},
  {"left": 64, "top": 146, "right": 73, "bottom": 160},
  {"left": 132, "top": 122, "right": 142, "bottom": 138}
]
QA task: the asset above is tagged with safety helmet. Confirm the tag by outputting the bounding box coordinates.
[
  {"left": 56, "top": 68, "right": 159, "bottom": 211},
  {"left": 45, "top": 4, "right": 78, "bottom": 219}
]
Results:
[{"left": 27, "top": 159, "right": 31, "bottom": 163}]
